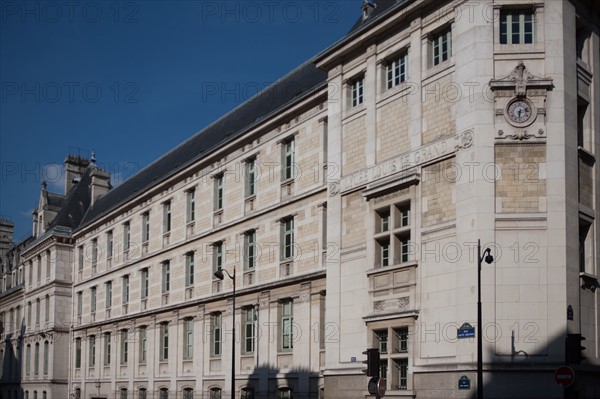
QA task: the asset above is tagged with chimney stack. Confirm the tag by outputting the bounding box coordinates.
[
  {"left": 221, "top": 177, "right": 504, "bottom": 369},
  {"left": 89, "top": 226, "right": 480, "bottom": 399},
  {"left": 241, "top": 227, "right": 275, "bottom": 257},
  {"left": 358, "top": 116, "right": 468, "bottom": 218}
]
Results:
[
  {"left": 91, "top": 167, "right": 111, "bottom": 206},
  {"left": 64, "top": 155, "right": 90, "bottom": 194},
  {"left": 362, "top": 0, "right": 377, "bottom": 21}
]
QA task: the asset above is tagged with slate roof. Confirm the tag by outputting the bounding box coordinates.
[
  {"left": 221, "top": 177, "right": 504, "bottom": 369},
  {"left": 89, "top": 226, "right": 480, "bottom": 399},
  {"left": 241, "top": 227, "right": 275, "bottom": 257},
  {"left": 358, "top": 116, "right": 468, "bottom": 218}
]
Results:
[
  {"left": 49, "top": 168, "right": 93, "bottom": 230},
  {"left": 347, "top": 0, "right": 408, "bottom": 34},
  {"left": 45, "top": 192, "right": 66, "bottom": 212},
  {"left": 79, "top": 59, "right": 328, "bottom": 228}
]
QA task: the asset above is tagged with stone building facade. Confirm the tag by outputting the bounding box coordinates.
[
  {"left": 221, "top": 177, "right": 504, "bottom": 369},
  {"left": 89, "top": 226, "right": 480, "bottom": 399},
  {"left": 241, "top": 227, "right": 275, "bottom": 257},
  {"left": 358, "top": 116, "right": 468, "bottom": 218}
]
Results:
[{"left": 1, "top": 1, "right": 599, "bottom": 398}]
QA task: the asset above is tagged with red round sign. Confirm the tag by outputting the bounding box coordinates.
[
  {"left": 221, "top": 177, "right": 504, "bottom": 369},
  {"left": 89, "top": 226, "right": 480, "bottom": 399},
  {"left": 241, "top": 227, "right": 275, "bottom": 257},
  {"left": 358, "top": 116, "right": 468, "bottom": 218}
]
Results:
[{"left": 554, "top": 366, "right": 575, "bottom": 388}]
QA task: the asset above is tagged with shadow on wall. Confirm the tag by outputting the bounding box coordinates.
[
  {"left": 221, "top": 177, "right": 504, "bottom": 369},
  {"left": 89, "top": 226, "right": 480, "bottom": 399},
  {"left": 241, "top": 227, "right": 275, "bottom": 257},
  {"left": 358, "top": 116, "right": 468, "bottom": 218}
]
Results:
[
  {"left": 0, "top": 321, "right": 25, "bottom": 399},
  {"left": 462, "top": 326, "right": 600, "bottom": 399}
]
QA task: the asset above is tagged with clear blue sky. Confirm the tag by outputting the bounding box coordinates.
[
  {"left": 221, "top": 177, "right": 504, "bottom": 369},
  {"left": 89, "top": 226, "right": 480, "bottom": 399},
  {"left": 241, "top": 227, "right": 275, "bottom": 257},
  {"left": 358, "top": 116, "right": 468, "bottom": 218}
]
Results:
[{"left": 0, "top": 0, "right": 363, "bottom": 240}]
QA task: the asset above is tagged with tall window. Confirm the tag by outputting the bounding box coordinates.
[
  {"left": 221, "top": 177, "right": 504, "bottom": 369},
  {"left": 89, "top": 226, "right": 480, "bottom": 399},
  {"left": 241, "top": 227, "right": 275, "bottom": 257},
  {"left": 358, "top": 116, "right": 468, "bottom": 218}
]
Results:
[
  {"left": 185, "top": 253, "right": 194, "bottom": 287},
  {"left": 351, "top": 77, "right": 364, "bottom": 107},
  {"left": 245, "top": 158, "right": 257, "bottom": 197},
  {"left": 280, "top": 299, "right": 293, "bottom": 351},
  {"left": 37, "top": 256, "right": 41, "bottom": 282},
  {"left": 89, "top": 335, "right": 96, "bottom": 367},
  {"left": 210, "top": 388, "right": 221, "bottom": 399},
  {"left": 278, "top": 388, "right": 293, "bottom": 399},
  {"left": 91, "top": 238, "right": 98, "bottom": 266},
  {"left": 162, "top": 261, "right": 170, "bottom": 293},
  {"left": 45, "top": 250, "right": 51, "bottom": 278},
  {"left": 138, "top": 388, "right": 147, "bottom": 399},
  {"left": 106, "top": 230, "right": 113, "bottom": 259},
  {"left": 211, "top": 313, "right": 222, "bottom": 357},
  {"left": 387, "top": 53, "right": 408, "bottom": 89},
  {"left": 282, "top": 218, "right": 294, "bottom": 260},
  {"left": 183, "top": 319, "right": 194, "bottom": 360},
  {"left": 186, "top": 189, "right": 196, "bottom": 223},
  {"left": 183, "top": 388, "right": 194, "bottom": 399},
  {"left": 26, "top": 344, "right": 31, "bottom": 375},
  {"left": 141, "top": 269, "right": 149, "bottom": 299},
  {"left": 120, "top": 330, "right": 128, "bottom": 364},
  {"left": 163, "top": 201, "right": 172, "bottom": 233},
  {"left": 75, "top": 338, "right": 81, "bottom": 368},
  {"left": 283, "top": 139, "right": 295, "bottom": 180},
  {"left": 394, "top": 359, "right": 408, "bottom": 390},
  {"left": 43, "top": 341, "right": 49, "bottom": 374},
  {"left": 213, "top": 243, "right": 223, "bottom": 273},
  {"left": 395, "top": 327, "right": 409, "bottom": 353},
  {"left": 241, "top": 388, "right": 255, "bottom": 399},
  {"left": 243, "top": 306, "right": 256, "bottom": 354},
  {"left": 431, "top": 28, "right": 452, "bottom": 65},
  {"left": 122, "top": 275, "right": 130, "bottom": 304},
  {"left": 245, "top": 230, "right": 256, "bottom": 270},
  {"left": 44, "top": 295, "right": 50, "bottom": 322},
  {"left": 104, "top": 333, "right": 111, "bottom": 366},
  {"left": 142, "top": 212, "right": 150, "bottom": 243},
  {"left": 35, "top": 299, "right": 40, "bottom": 323},
  {"left": 139, "top": 327, "right": 147, "bottom": 364},
  {"left": 123, "top": 222, "right": 131, "bottom": 251},
  {"left": 90, "top": 286, "right": 97, "bottom": 313},
  {"left": 106, "top": 281, "right": 112, "bottom": 309},
  {"left": 120, "top": 389, "right": 128, "bottom": 399},
  {"left": 500, "top": 10, "right": 534, "bottom": 44},
  {"left": 160, "top": 323, "right": 169, "bottom": 361},
  {"left": 160, "top": 388, "right": 169, "bottom": 399},
  {"left": 28, "top": 301, "right": 32, "bottom": 325},
  {"left": 214, "top": 174, "right": 224, "bottom": 211},
  {"left": 375, "top": 330, "right": 388, "bottom": 354},
  {"left": 34, "top": 343, "right": 39, "bottom": 375}
]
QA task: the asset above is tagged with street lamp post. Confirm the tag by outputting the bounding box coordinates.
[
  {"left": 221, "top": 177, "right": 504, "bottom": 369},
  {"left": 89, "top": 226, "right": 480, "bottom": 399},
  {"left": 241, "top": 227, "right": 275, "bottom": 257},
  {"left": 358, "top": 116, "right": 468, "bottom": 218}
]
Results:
[
  {"left": 477, "top": 239, "right": 494, "bottom": 399},
  {"left": 214, "top": 266, "right": 236, "bottom": 399}
]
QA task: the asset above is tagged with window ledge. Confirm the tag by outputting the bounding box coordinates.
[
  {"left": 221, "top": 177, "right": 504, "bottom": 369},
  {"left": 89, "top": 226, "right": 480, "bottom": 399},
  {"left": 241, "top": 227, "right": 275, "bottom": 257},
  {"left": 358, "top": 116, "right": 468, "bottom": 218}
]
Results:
[
  {"left": 423, "top": 58, "right": 454, "bottom": 82},
  {"left": 342, "top": 103, "right": 366, "bottom": 121},
  {"left": 366, "top": 261, "right": 418, "bottom": 276}
]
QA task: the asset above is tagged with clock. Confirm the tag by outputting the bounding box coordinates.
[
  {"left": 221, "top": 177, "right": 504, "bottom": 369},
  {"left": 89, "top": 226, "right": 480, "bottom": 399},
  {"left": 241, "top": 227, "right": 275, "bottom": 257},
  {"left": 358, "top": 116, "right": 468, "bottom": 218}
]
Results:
[{"left": 505, "top": 98, "right": 536, "bottom": 126}]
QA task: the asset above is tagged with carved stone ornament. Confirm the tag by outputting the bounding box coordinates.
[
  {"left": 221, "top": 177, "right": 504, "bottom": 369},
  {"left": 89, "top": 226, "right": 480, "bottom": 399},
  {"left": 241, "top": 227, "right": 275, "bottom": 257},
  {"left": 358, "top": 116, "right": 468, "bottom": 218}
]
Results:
[
  {"left": 373, "top": 297, "right": 410, "bottom": 313},
  {"left": 489, "top": 62, "right": 553, "bottom": 97}
]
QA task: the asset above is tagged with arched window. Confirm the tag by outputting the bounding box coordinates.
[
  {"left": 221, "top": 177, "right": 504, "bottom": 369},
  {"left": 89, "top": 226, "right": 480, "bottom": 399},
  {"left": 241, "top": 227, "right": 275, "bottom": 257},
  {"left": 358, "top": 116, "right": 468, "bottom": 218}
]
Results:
[
  {"left": 45, "top": 296, "right": 50, "bottom": 323},
  {"left": 34, "top": 343, "right": 40, "bottom": 375},
  {"left": 182, "top": 388, "right": 193, "bottom": 399},
  {"left": 159, "top": 388, "right": 169, "bottom": 399},
  {"left": 278, "top": 388, "right": 293, "bottom": 399},
  {"left": 241, "top": 387, "right": 254, "bottom": 399},
  {"left": 43, "top": 341, "right": 49, "bottom": 374},
  {"left": 209, "top": 388, "right": 221, "bottom": 399},
  {"left": 138, "top": 388, "right": 147, "bottom": 399},
  {"left": 120, "top": 388, "right": 128, "bottom": 399},
  {"left": 74, "top": 388, "right": 81, "bottom": 399},
  {"left": 26, "top": 345, "right": 31, "bottom": 375}
]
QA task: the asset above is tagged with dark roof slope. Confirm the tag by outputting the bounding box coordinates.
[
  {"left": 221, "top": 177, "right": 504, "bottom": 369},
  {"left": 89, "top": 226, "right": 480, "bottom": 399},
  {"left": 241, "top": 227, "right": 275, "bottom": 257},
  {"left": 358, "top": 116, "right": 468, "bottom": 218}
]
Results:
[
  {"left": 50, "top": 168, "right": 93, "bottom": 230},
  {"left": 45, "top": 192, "right": 66, "bottom": 211},
  {"left": 347, "top": 0, "right": 408, "bottom": 34},
  {"left": 79, "top": 60, "right": 327, "bottom": 228}
]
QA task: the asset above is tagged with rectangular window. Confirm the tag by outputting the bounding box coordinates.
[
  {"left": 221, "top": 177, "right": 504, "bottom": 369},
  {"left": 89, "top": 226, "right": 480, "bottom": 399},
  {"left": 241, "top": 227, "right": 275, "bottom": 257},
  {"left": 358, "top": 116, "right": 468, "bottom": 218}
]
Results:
[
  {"left": 44, "top": 297, "right": 49, "bottom": 322},
  {"left": 376, "top": 330, "right": 388, "bottom": 354},
  {"left": 139, "top": 327, "right": 147, "bottom": 364},
  {"left": 90, "top": 287, "right": 97, "bottom": 313},
  {"left": 162, "top": 261, "right": 170, "bottom": 293},
  {"left": 283, "top": 139, "right": 295, "bottom": 181},
  {"left": 399, "top": 204, "right": 410, "bottom": 227},
  {"left": 163, "top": 201, "right": 171, "bottom": 233},
  {"left": 141, "top": 269, "right": 149, "bottom": 299},
  {"left": 282, "top": 218, "right": 294, "bottom": 260},
  {"left": 183, "top": 319, "right": 194, "bottom": 360},
  {"left": 89, "top": 335, "right": 96, "bottom": 367},
  {"left": 213, "top": 243, "right": 223, "bottom": 274},
  {"left": 26, "top": 345, "right": 31, "bottom": 375},
  {"left": 211, "top": 313, "right": 222, "bottom": 357},
  {"left": 91, "top": 239, "right": 98, "bottom": 266},
  {"left": 214, "top": 175, "right": 224, "bottom": 211},
  {"left": 76, "top": 292, "right": 82, "bottom": 316},
  {"left": 37, "top": 256, "right": 41, "bottom": 282},
  {"left": 122, "top": 275, "right": 129, "bottom": 304},
  {"left": 105, "top": 281, "right": 112, "bottom": 309},
  {"left": 432, "top": 28, "right": 452, "bottom": 66},
  {"left": 395, "top": 359, "right": 408, "bottom": 390},
  {"left": 35, "top": 300, "right": 40, "bottom": 323},
  {"left": 34, "top": 343, "right": 39, "bottom": 375},
  {"left": 186, "top": 189, "right": 196, "bottom": 223},
  {"left": 280, "top": 299, "right": 293, "bottom": 351},
  {"left": 43, "top": 342, "right": 49, "bottom": 374},
  {"left": 399, "top": 235, "right": 410, "bottom": 263},
  {"left": 246, "top": 158, "right": 257, "bottom": 197},
  {"left": 185, "top": 253, "right": 195, "bottom": 286},
  {"left": 387, "top": 53, "right": 408, "bottom": 89},
  {"left": 106, "top": 230, "right": 113, "bottom": 259},
  {"left": 500, "top": 10, "right": 534, "bottom": 44},
  {"left": 104, "top": 333, "right": 111, "bottom": 366},
  {"left": 75, "top": 338, "right": 81, "bottom": 368},
  {"left": 123, "top": 222, "right": 131, "bottom": 251},
  {"left": 160, "top": 323, "right": 169, "bottom": 361},
  {"left": 396, "top": 327, "right": 409, "bottom": 353},
  {"left": 379, "top": 239, "right": 390, "bottom": 267},
  {"left": 45, "top": 250, "right": 51, "bottom": 278},
  {"left": 142, "top": 212, "right": 150, "bottom": 243},
  {"left": 120, "top": 330, "right": 128, "bottom": 364},
  {"left": 245, "top": 230, "right": 256, "bottom": 270},
  {"left": 243, "top": 307, "right": 256, "bottom": 354},
  {"left": 351, "top": 77, "right": 365, "bottom": 107}
]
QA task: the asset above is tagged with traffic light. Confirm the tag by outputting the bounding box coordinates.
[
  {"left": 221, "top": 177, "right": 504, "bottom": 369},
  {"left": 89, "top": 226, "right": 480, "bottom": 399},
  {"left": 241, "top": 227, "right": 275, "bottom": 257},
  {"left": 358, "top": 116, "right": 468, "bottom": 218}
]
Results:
[
  {"left": 565, "top": 333, "right": 586, "bottom": 364},
  {"left": 362, "top": 348, "right": 380, "bottom": 377}
]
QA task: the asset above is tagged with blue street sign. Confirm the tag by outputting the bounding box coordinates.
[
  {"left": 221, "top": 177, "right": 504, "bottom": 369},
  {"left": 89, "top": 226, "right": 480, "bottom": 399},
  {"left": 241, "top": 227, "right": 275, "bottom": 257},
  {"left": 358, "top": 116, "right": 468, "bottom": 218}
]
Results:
[
  {"left": 458, "top": 376, "right": 471, "bottom": 390},
  {"left": 457, "top": 323, "right": 475, "bottom": 339}
]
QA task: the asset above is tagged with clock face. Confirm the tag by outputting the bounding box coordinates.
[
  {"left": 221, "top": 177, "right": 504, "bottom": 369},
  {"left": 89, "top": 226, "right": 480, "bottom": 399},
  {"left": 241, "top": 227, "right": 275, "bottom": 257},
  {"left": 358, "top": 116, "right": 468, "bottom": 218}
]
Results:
[{"left": 506, "top": 99, "right": 534, "bottom": 125}]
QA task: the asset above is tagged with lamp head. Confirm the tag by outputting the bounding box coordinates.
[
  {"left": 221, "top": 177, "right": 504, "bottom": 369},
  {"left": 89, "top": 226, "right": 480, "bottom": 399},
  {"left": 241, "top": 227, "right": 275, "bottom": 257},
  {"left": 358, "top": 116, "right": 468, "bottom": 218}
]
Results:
[
  {"left": 213, "top": 269, "right": 224, "bottom": 280},
  {"left": 484, "top": 249, "right": 494, "bottom": 264}
]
